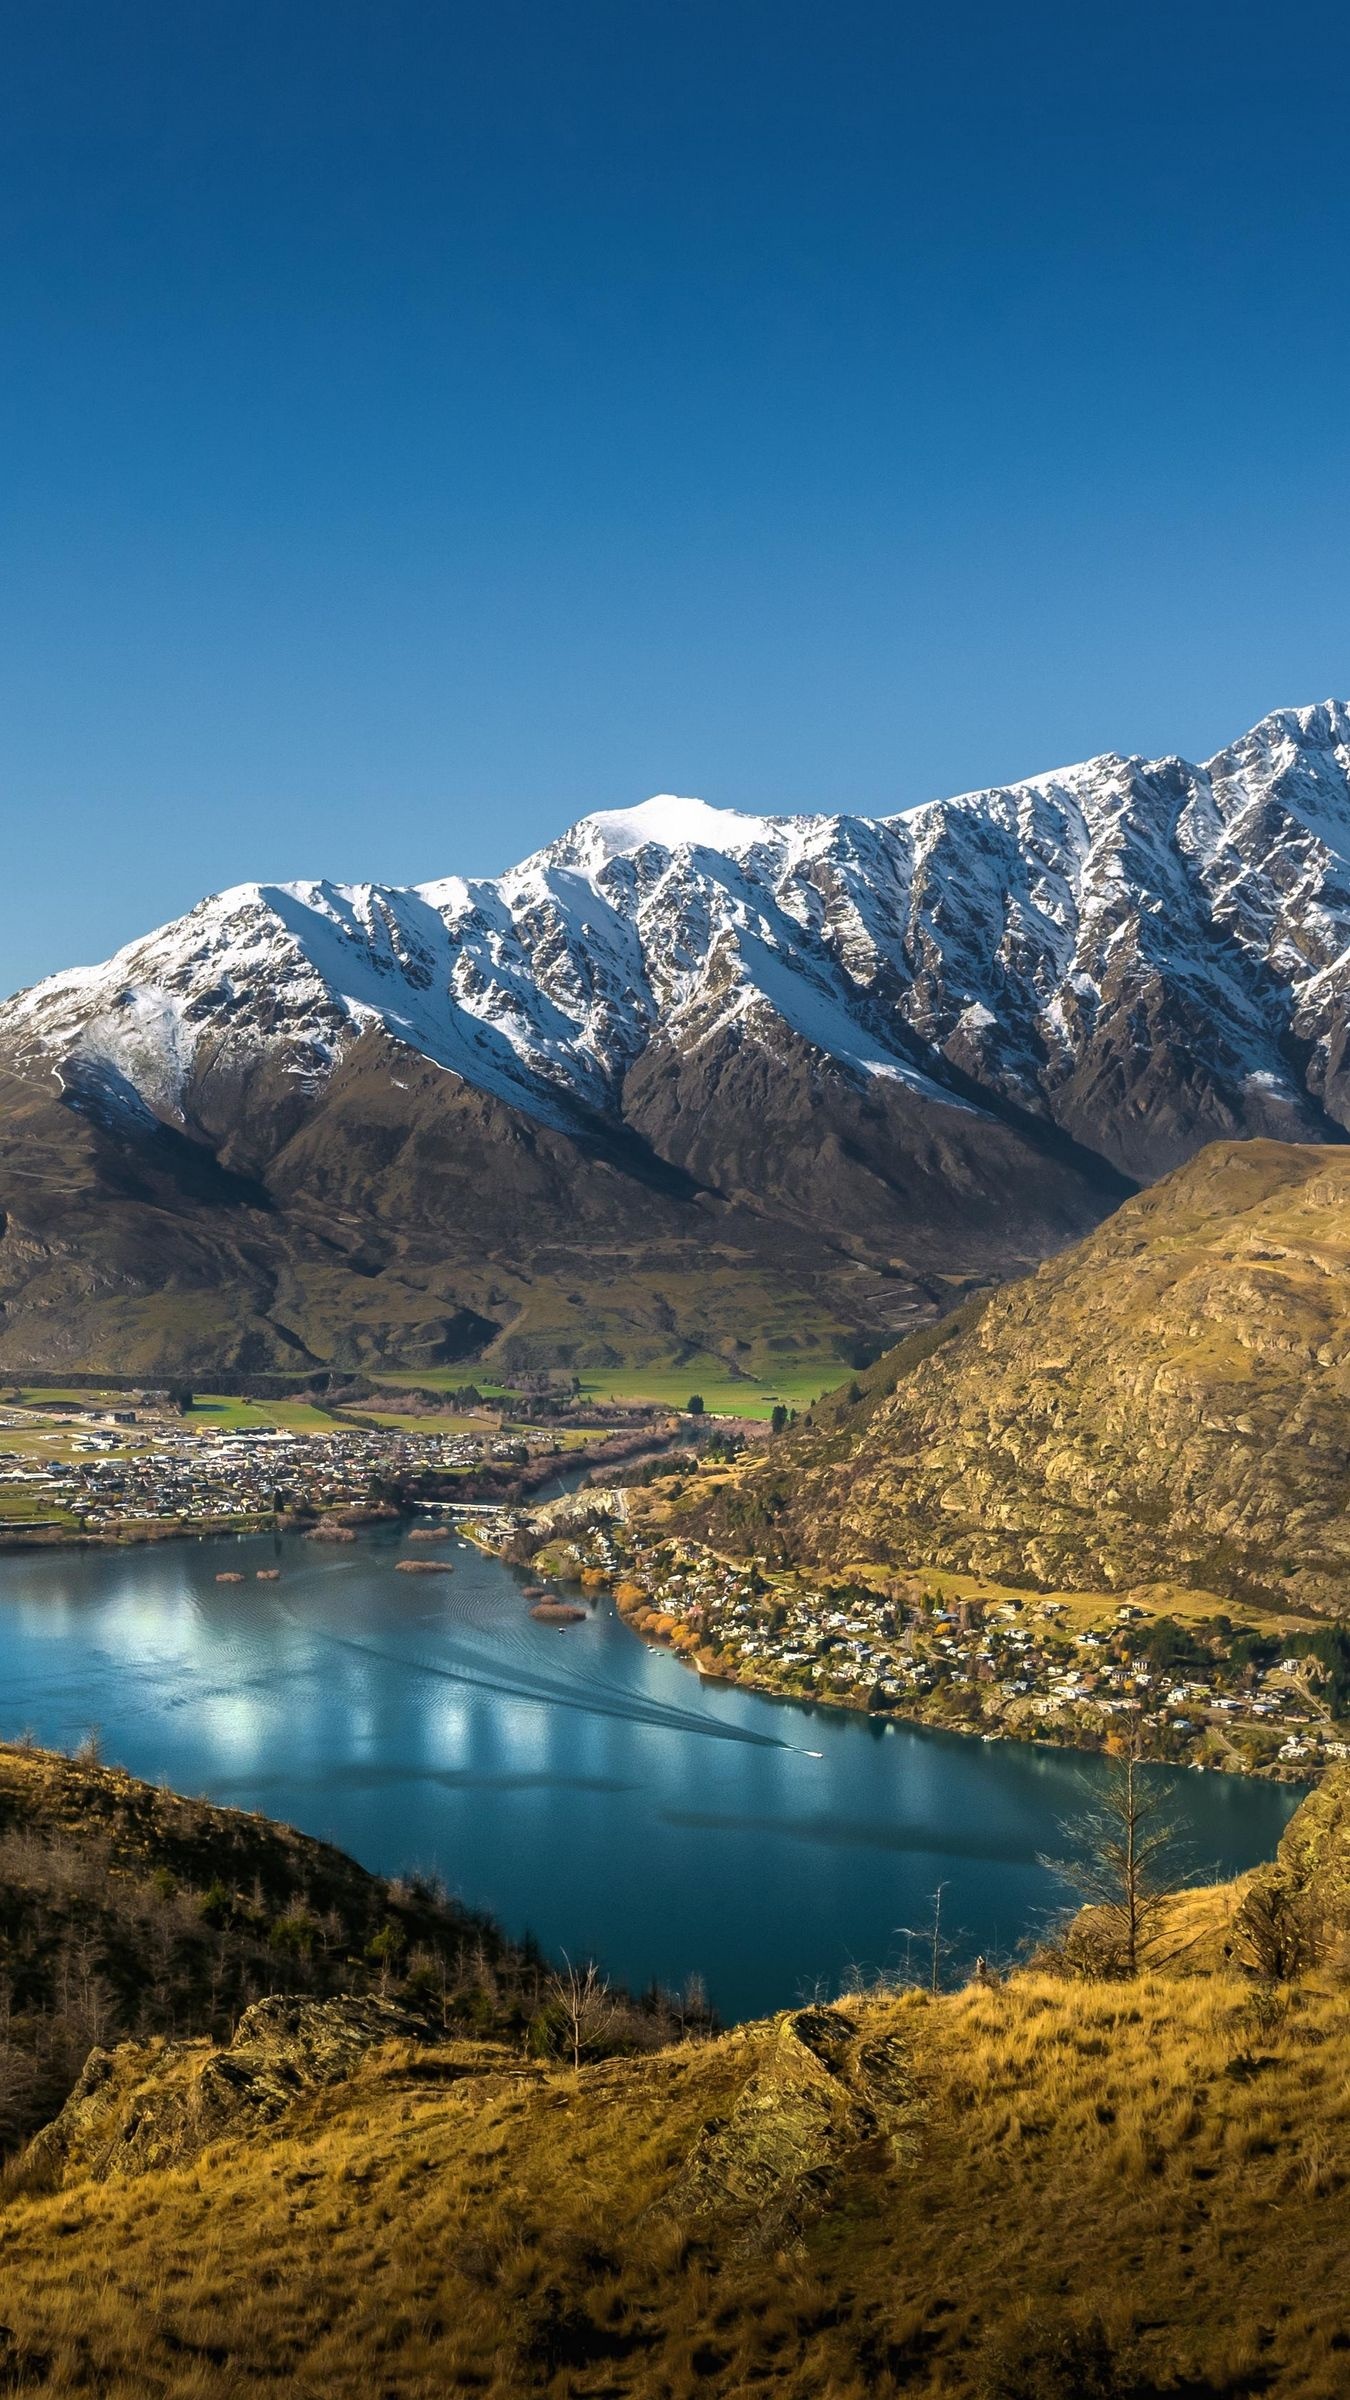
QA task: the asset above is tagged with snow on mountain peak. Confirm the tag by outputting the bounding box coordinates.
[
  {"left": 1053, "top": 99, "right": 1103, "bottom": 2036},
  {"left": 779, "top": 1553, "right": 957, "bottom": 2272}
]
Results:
[
  {"left": 7, "top": 702, "right": 1350, "bottom": 1178},
  {"left": 553, "top": 793, "right": 780, "bottom": 867}
]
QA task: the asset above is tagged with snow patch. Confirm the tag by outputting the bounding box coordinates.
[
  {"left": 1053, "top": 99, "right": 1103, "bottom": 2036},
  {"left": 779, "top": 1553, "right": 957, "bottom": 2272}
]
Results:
[{"left": 559, "top": 794, "right": 777, "bottom": 865}]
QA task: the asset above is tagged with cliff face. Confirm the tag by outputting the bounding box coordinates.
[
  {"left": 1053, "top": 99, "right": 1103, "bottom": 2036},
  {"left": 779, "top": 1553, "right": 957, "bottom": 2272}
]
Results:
[{"left": 702, "top": 1141, "right": 1350, "bottom": 1612}]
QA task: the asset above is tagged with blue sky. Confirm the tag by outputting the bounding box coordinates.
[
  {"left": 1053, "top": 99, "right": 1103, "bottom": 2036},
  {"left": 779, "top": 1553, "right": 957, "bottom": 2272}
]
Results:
[{"left": 3, "top": 0, "right": 1349, "bottom": 991}]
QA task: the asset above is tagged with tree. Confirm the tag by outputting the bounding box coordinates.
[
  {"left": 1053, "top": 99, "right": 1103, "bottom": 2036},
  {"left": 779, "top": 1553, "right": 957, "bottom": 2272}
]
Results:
[
  {"left": 1042, "top": 1738, "right": 1187, "bottom": 1976},
  {"left": 686, "top": 1394, "right": 705, "bottom": 1417},
  {"left": 770, "top": 1404, "right": 789, "bottom": 1435},
  {"left": 548, "top": 1953, "right": 618, "bottom": 2069},
  {"left": 895, "top": 1881, "right": 958, "bottom": 1994},
  {"left": 365, "top": 1920, "right": 407, "bottom": 1992}
]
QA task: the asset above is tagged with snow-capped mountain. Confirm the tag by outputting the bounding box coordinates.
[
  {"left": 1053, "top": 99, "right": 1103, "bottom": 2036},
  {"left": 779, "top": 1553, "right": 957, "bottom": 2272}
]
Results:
[
  {"left": 0, "top": 701, "right": 1346, "bottom": 1376},
  {"left": 7, "top": 700, "right": 1349, "bottom": 1177}
]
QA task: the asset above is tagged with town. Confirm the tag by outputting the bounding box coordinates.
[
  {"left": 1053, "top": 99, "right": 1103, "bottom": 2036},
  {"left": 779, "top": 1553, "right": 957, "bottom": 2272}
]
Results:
[
  {"left": 5, "top": 1384, "right": 1347, "bottom": 1786},
  {"left": 491, "top": 1475, "right": 1350, "bottom": 1785},
  {"left": 0, "top": 1383, "right": 658, "bottom": 1543}
]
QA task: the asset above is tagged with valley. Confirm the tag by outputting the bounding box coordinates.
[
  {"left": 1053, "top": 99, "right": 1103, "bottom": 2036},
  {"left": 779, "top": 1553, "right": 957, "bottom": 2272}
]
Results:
[{"left": 0, "top": 1377, "right": 701, "bottom": 1547}]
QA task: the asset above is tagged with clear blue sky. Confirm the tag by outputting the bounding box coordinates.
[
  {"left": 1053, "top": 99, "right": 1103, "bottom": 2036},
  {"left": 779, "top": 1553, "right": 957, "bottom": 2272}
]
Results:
[{"left": 4, "top": 1, "right": 1349, "bottom": 992}]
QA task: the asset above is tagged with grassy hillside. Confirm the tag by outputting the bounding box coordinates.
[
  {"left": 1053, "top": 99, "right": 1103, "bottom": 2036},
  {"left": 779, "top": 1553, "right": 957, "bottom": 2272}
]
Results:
[
  {"left": 0, "top": 1767, "right": 1342, "bottom": 2396},
  {"left": 700, "top": 1141, "right": 1350, "bottom": 1615},
  {"left": 0, "top": 1744, "right": 692, "bottom": 2157}
]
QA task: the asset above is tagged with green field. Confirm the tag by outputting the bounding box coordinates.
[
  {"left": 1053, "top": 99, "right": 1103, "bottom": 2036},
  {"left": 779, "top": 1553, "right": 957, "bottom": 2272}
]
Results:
[
  {"left": 370, "top": 1373, "right": 515, "bottom": 1400},
  {"left": 576, "top": 1360, "right": 843, "bottom": 1420},
  {"left": 184, "top": 1396, "right": 339, "bottom": 1433},
  {"left": 372, "top": 1359, "right": 845, "bottom": 1421},
  {"left": 354, "top": 1406, "right": 499, "bottom": 1436},
  {"left": 0, "top": 1491, "right": 79, "bottom": 1525},
  {"left": 4, "top": 1389, "right": 339, "bottom": 1437}
]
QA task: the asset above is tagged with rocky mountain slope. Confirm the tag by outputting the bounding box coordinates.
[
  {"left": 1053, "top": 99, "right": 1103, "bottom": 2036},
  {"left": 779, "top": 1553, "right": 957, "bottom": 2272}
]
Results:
[
  {"left": 700, "top": 1140, "right": 1350, "bottom": 1614},
  {"left": 5, "top": 700, "right": 1350, "bottom": 1374},
  {"left": 0, "top": 1766, "right": 1344, "bottom": 2398}
]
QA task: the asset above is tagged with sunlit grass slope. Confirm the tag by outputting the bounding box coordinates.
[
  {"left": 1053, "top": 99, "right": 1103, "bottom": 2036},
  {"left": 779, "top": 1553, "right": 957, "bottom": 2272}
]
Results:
[
  {"left": 0, "top": 1771, "right": 1344, "bottom": 2398},
  {"left": 702, "top": 1141, "right": 1350, "bottom": 1609}
]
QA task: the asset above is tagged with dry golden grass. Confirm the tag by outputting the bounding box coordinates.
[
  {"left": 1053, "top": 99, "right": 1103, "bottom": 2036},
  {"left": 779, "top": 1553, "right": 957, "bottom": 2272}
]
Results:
[
  {"left": 0, "top": 1953, "right": 1344, "bottom": 2397},
  {"left": 697, "top": 1141, "right": 1350, "bottom": 1616}
]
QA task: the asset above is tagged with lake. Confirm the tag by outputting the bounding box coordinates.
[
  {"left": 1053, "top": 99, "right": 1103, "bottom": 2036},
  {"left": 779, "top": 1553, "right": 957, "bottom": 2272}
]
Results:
[{"left": 0, "top": 1522, "right": 1303, "bottom": 2021}]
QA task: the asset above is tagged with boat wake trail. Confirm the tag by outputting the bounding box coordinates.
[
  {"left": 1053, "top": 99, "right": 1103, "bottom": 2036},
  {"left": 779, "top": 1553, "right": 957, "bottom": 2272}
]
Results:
[{"left": 275, "top": 1607, "right": 789, "bottom": 1750}]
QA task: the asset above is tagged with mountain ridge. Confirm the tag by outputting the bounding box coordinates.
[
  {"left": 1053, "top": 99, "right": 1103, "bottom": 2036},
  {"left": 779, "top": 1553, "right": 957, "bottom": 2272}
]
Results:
[
  {"left": 11, "top": 697, "right": 1350, "bottom": 1174},
  {"left": 4, "top": 700, "right": 1350, "bottom": 1375}
]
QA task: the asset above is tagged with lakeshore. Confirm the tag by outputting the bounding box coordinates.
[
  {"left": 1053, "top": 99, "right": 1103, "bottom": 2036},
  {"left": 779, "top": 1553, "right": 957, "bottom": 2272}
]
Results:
[
  {"left": 5, "top": 1380, "right": 1342, "bottom": 1789},
  {"left": 477, "top": 1484, "right": 1349, "bottom": 1785},
  {"left": 0, "top": 1518, "right": 1300, "bottom": 2021}
]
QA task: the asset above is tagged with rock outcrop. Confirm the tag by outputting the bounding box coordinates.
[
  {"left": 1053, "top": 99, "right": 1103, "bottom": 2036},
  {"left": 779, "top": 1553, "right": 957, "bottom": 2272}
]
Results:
[
  {"left": 27, "top": 1995, "right": 440, "bottom": 2183},
  {"left": 10, "top": 702, "right": 1350, "bottom": 1376},
  {"left": 667, "top": 2004, "right": 917, "bottom": 2253}
]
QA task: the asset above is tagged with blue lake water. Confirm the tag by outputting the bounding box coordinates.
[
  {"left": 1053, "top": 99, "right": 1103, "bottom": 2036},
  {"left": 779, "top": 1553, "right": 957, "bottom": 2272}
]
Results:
[{"left": 0, "top": 1523, "right": 1303, "bottom": 2021}]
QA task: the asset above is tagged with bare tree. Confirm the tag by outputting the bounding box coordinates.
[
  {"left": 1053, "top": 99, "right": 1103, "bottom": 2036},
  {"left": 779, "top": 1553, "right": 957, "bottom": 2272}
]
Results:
[
  {"left": 549, "top": 1953, "right": 617, "bottom": 2070},
  {"left": 1042, "top": 1739, "right": 1187, "bottom": 1976},
  {"left": 895, "top": 1881, "right": 958, "bottom": 1994}
]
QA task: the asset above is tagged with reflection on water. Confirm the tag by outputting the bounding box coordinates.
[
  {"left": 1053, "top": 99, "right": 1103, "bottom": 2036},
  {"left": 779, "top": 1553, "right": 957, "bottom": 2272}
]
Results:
[{"left": 0, "top": 1525, "right": 1304, "bottom": 2021}]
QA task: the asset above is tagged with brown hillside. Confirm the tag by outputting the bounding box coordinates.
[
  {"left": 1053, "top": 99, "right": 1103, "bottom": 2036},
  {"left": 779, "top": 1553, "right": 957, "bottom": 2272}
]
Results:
[
  {"left": 0, "top": 1741, "right": 689, "bottom": 2156},
  {"left": 0, "top": 1768, "right": 1342, "bottom": 2397},
  {"left": 702, "top": 1141, "right": 1350, "bottom": 1612}
]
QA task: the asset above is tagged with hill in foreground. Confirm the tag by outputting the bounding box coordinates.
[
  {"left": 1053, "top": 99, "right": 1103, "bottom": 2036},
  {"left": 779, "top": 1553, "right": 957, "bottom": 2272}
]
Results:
[
  {"left": 0, "top": 1763, "right": 1343, "bottom": 2395},
  {"left": 700, "top": 1140, "right": 1350, "bottom": 1617},
  {"left": 0, "top": 1741, "right": 693, "bottom": 2158}
]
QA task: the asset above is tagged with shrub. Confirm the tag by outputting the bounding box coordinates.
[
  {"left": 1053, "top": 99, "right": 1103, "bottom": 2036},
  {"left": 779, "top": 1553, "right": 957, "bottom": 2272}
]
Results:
[
  {"left": 975, "top": 2304, "right": 1122, "bottom": 2400},
  {"left": 198, "top": 1878, "right": 233, "bottom": 1929},
  {"left": 268, "top": 1912, "right": 316, "bottom": 1960},
  {"left": 1232, "top": 1873, "right": 1322, "bottom": 1980}
]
